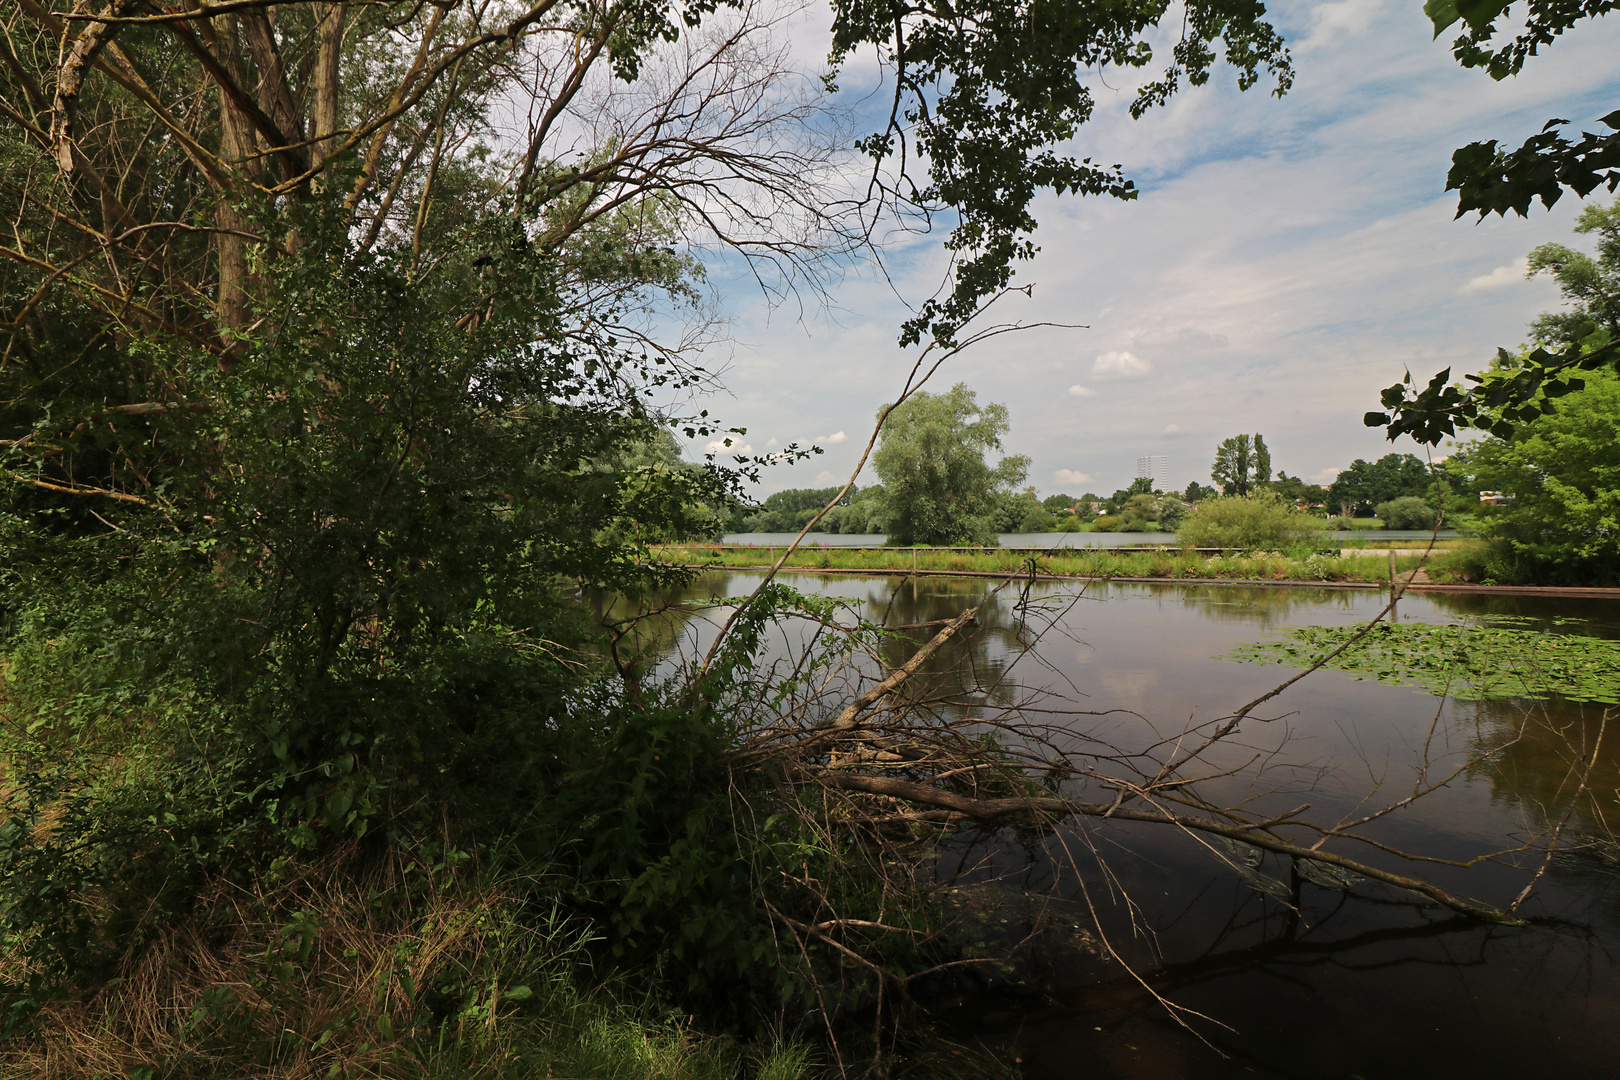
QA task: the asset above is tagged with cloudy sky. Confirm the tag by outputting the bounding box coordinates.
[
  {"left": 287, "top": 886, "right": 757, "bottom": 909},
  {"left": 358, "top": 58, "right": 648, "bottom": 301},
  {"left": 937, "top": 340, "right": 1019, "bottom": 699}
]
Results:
[{"left": 681, "top": 0, "right": 1620, "bottom": 497}]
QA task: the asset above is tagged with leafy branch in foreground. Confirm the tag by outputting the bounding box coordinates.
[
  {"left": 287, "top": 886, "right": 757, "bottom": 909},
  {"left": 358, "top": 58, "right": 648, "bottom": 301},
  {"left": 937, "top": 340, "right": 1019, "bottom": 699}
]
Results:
[{"left": 1367, "top": 198, "right": 1620, "bottom": 443}]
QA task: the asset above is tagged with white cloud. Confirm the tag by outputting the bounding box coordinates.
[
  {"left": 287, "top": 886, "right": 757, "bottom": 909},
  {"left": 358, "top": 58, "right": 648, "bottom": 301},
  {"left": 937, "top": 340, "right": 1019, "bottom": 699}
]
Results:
[
  {"left": 1164, "top": 423, "right": 1182, "bottom": 434},
  {"left": 815, "top": 470, "right": 837, "bottom": 484},
  {"left": 1461, "top": 257, "right": 1529, "bottom": 293},
  {"left": 705, "top": 438, "right": 754, "bottom": 456},
  {"left": 766, "top": 437, "right": 779, "bottom": 448},
  {"left": 1090, "top": 350, "right": 1152, "bottom": 380},
  {"left": 1054, "top": 468, "right": 1093, "bottom": 485},
  {"left": 1067, "top": 384, "right": 1098, "bottom": 398},
  {"left": 1312, "top": 467, "right": 1342, "bottom": 485},
  {"left": 818, "top": 430, "right": 848, "bottom": 444}
]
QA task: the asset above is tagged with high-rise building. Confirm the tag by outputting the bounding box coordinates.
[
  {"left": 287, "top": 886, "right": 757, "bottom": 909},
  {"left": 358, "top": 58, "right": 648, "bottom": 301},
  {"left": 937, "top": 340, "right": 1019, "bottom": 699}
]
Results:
[{"left": 1136, "top": 455, "right": 1169, "bottom": 490}]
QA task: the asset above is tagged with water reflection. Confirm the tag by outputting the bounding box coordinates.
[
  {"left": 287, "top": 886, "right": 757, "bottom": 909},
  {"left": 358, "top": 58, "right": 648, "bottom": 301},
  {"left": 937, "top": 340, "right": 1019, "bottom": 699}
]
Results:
[{"left": 613, "top": 571, "right": 1620, "bottom": 1079}]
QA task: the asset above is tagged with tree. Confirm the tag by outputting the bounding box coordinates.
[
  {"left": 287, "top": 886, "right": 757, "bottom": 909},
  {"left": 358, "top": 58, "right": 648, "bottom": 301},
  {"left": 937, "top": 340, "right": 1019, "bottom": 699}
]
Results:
[
  {"left": 1211, "top": 433, "right": 1271, "bottom": 496},
  {"left": 1448, "top": 366, "right": 1620, "bottom": 585},
  {"left": 872, "top": 383, "right": 1029, "bottom": 545},
  {"left": 1270, "top": 471, "right": 1326, "bottom": 507},
  {"left": 1526, "top": 200, "right": 1620, "bottom": 346},
  {"left": 1042, "top": 493, "right": 1077, "bottom": 514},
  {"left": 1185, "top": 481, "right": 1212, "bottom": 503},
  {"left": 1326, "top": 454, "right": 1431, "bottom": 518}
]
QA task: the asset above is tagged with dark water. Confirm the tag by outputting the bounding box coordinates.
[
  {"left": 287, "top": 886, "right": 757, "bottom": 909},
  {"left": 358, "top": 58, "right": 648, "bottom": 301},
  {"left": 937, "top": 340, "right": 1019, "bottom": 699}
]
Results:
[
  {"left": 721, "top": 531, "right": 1459, "bottom": 548},
  {"left": 633, "top": 572, "right": 1620, "bottom": 1079}
]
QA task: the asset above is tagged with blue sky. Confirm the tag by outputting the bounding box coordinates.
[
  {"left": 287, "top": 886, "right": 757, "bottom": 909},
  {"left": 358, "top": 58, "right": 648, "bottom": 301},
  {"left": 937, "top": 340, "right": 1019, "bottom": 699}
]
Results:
[{"left": 680, "top": 0, "right": 1620, "bottom": 497}]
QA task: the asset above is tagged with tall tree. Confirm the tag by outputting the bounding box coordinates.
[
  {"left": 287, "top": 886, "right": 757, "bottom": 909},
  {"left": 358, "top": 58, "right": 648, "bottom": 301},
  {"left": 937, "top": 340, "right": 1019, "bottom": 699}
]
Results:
[
  {"left": 1211, "top": 433, "right": 1270, "bottom": 496},
  {"left": 872, "top": 383, "right": 1028, "bottom": 546}
]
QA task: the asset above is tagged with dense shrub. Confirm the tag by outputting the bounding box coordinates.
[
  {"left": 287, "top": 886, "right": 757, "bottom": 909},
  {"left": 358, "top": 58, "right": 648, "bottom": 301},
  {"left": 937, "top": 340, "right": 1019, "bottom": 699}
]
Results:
[
  {"left": 1176, "top": 492, "right": 1326, "bottom": 550},
  {"left": 1375, "top": 495, "right": 1438, "bottom": 530}
]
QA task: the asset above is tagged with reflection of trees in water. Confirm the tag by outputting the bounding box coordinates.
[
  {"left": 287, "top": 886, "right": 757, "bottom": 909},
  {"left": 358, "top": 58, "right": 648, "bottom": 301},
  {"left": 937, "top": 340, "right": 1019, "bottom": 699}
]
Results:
[
  {"left": 1464, "top": 695, "right": 1620, "bottom": 846},
  {"left": 1154, "top": 583, "right": 1368, "bottom": 627},
  {"left": 597, "top": 570, "right": 1061, "bottom": 712}
]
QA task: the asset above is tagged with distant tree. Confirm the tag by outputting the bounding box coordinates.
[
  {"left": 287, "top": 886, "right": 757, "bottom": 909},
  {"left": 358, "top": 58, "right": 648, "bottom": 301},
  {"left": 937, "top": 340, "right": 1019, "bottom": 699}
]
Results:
[
  {"left": 873, "top": 384, "right": 1029, "bottom": 545},
  {"left": 1156, "top": 494, "right": 1190, "bottom": 530},
  {"left": 1184, "top": 481, "right": 1212, "bottom": 503},
  {"left": 1042, "top": 493, "right": 1077, "bottom": 514},
  {"left": 1327, "top": 454, "right": 1431, "bottom": 517},
  {"left": 994, "top": 487, "right": 1051, "bottom": 532},
  {"left": 735, "top": 485, "right": 858, "bottom": 533},
  {"left": 1105, "top": 477, "right": 1154, "bottom": 513},
  {"left": 1117, "top": 494, "right": 1159, "bottom": 532},
  {"left": 1211, "top": 433, "right": 1271, "bottom": 496},
  {"left": 1270, "top": 471, "right": 1327, "bottom": 507}
]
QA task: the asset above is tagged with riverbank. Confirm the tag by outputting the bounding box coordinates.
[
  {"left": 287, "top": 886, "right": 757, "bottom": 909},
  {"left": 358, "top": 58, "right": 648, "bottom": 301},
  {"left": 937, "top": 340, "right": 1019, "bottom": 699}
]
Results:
[{"left": 656, "top": 543, "right": 1474, "bottom": 586}]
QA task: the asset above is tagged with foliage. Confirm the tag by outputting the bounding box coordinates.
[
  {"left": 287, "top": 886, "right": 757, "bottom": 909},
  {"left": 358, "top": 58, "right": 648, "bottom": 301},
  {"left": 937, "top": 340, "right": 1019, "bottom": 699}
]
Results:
[
  {"left": 1375, "top": 495, "right": 1438, "bottom": 530},
  {"left": 1042, "top": 493, "right": 1079, "bottom": 515},
  {"left": 1117, "top": 493, "right": 1160, "bottom": 532},
  {"left": 1210, "top": 433, "right": 1271, "bottom": 496},
  {"left": 1326, "top": 453, "right": 1433, "bottom": 517},
  {"left": 1175, "top": 491, "right": 1325, "bottom": 550},
  {"left": 734, "top": 486, "right": 856, "bottom": 533},
  {"left": 1228, "top": 621, "right": 1620, "bottom": 704},
  {"left": 1184, "top": 481, "right": 1214, "bottom": 503},
  {"left": 993, "top": 487, "right": 1052, "bottom": 532},
  {"left": 1156, "top": 494, "right": 1190, "bottom": 530},
  {"left": 1426, "top": 0, "right": 1620, "bottom": 219},
  {"left": 1445, "top": 366, "right": 1620, "bottom": 584},
  {"left": 871, "top": 384, "right": 1029, "bottom": 546},
  {"left": 1269, "top": 471, "right": 1327, "bottom": 506},
  {"left": 1526, "top": 200, "right": 1620, "bottom": 346},
  {"left": 1370, "top": 197, "right": 1620, "bottom": 444},
  {"left": 828, "top": 0, "right": 1292, "bottom": 346}
]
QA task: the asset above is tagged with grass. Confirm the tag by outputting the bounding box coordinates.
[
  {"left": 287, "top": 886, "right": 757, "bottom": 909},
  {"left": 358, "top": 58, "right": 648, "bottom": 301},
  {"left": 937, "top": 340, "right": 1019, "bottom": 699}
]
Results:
[
  {"left": 657, "top": 543, "right": 1486, "bottom": 585},
  {"left": 0, "top": 846, "right": 817, "bottom": 1080}
]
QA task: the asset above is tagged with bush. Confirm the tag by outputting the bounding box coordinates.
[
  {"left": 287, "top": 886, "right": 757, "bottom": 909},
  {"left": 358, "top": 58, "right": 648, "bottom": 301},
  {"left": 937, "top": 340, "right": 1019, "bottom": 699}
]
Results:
[
  {"left": 1375, "top": 496, "right": 1437, "bottom": 530},
  {"left": 1175, "top": 492, "right": 1326, "bottom": 550}
]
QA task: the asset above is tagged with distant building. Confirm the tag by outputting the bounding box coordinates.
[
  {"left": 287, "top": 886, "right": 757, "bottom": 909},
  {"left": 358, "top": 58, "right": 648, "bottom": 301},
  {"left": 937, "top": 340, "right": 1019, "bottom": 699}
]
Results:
[
  {"left": 1479, "top": 490, "right": 1508, "bottom": 506},
  {"left": 1136, "top": 455, "right": 1169, "bottom": 490}
]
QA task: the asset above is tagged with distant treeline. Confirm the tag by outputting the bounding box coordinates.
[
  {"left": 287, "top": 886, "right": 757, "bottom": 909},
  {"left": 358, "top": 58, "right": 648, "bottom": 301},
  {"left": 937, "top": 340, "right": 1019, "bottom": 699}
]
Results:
[{"left": 731, "top": 485, "right": 887, "bottom": 533}]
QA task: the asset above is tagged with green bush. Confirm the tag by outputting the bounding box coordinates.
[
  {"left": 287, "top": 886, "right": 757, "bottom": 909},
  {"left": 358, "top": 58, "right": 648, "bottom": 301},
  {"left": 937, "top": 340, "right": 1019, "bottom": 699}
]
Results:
[
  {"left": 1375, "top": 495, "right": 1437, "bottom": 530},
  {"left": 1176, "top": 492, "right": 1326, "bottom": 550}
]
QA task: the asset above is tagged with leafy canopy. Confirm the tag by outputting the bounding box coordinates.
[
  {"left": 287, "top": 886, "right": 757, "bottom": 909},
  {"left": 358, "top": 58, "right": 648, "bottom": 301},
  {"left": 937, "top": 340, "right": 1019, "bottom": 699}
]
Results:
[
  {"left": 1211, "top": 433, "right": 1271, "bottom": 496},
  {"left": 871, "top": 383, "right": 1028, "bottom": 546}
]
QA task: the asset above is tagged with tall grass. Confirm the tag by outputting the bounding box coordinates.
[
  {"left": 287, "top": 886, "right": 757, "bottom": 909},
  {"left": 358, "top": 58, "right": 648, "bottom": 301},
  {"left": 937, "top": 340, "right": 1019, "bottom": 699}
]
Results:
[{"left": 0, "top": 847, "right": 813, "bottom": 1080}]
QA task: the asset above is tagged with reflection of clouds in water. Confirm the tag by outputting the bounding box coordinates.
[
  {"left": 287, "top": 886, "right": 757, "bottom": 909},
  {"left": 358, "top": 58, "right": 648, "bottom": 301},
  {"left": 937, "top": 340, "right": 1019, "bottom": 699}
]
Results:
[
  {"left": 1094, "top": 667, "right": 1157, "bottom": 701},
  {"left": 1072, "top": 649, "right": 1094, "bottom": 666}
]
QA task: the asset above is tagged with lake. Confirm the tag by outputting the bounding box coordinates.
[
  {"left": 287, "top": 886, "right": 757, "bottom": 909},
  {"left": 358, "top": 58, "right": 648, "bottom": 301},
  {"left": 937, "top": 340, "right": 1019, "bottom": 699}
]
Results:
[
  {"left": 721, "top": 531, "right": 1461, "bottom": 548},
  {"left": 636, "top": 570, "right": 1620, "bottom": 1079}
]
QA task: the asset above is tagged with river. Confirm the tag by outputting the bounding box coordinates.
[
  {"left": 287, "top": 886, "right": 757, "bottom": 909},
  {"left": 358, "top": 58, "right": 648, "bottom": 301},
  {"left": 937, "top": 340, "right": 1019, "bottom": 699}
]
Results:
[{"left": 633, "top": 570, "right": 1620, "bottom": 1079}]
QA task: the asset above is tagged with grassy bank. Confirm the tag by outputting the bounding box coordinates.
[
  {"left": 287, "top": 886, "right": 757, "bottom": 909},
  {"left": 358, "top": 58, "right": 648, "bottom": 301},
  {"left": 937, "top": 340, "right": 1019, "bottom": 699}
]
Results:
[{"left": 658, "top": 543, "right": 1482, "bottom": 585}]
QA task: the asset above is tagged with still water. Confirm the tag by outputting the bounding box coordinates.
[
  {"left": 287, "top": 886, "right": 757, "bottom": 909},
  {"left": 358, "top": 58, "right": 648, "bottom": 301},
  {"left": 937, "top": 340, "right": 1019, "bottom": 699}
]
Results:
[
  {"left": 721, "top": 531, "right": 1459, "bottom": 548},
  {"left": 643, "top": 571, "right": 1620, "bottom": 1079}
]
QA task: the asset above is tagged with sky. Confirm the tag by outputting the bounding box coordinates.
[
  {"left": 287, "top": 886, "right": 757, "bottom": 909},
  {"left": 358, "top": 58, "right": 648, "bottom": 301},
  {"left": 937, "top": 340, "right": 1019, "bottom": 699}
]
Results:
[{"left": 675, "top": 0, "right": 1620, "bottom": 498}]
